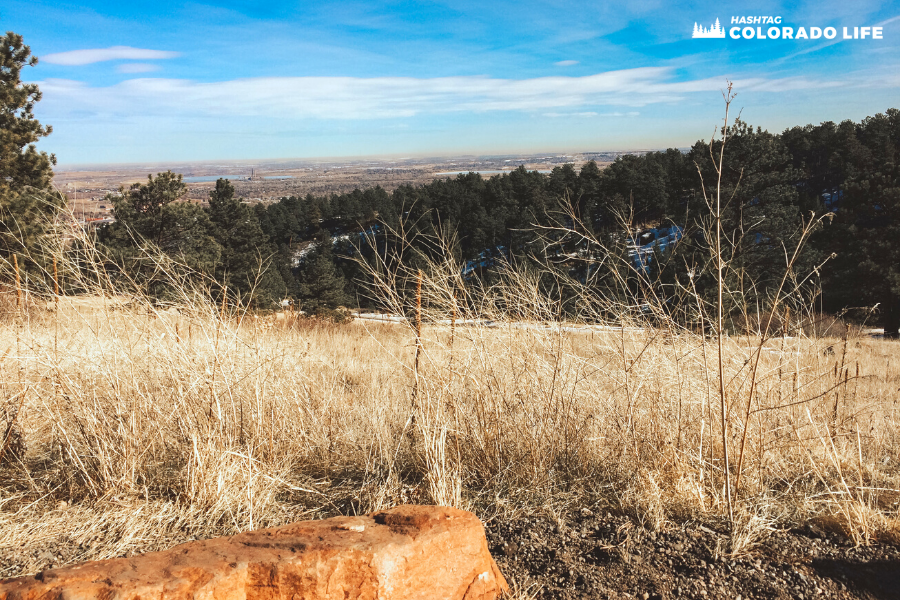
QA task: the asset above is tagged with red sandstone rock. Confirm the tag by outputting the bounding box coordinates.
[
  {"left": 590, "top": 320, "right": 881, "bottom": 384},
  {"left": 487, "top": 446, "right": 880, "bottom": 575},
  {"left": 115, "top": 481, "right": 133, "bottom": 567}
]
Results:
[{"left": 0, "top": 505, "right": 508, "bottom": 600}]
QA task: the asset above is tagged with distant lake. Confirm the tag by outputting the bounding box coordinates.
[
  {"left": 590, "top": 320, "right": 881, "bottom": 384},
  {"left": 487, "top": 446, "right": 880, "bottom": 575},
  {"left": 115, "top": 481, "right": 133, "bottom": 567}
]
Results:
[
  {"left": 182, "top": 175, "right": 294, "bottom": 182},
  {"left": 183, "top": 176, "right": 229, "bottom": 182},
  {"left": 435, "top": 170, "right": 552, "bottom": 176}
]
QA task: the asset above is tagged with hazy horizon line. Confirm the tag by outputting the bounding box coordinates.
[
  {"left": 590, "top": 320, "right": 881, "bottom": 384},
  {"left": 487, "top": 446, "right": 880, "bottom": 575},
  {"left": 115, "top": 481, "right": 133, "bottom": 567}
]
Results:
[{"left": 54, "top": 147, "right": 684, "bottom": 171}]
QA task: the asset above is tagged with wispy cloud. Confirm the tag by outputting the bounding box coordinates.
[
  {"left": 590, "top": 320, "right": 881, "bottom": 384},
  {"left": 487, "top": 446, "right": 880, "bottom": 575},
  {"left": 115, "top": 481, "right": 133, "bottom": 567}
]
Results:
[
  {"left": 542, "top": 111, "right": 640, "bottom": 117},
  {"left": 42, "top": 46, "right": 180, "bottom": 66},
  {"left": 543, "top": 111, "right": 599, "bottom": 117},
  {"left": 116, "top": 63, "right": 161, "bottom": 73},
  {"left": 875, "top": 13, "right": 900, "bottom": 26},
  {"left": 38, "top": 67, "right": 845, "bottom": 121},
  {"left": 554, "top": 60, "right": 579, "bottom": 67}
]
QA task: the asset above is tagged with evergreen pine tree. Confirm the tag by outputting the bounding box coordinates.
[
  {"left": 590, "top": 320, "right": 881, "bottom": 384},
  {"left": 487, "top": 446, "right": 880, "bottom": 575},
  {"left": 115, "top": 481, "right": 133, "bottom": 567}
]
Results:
[
  {"left": 207, "top": 178, "right": 285, "bottom": 308},
  {"left": 296, "top": 231, "right": 350, "bottom": 313},
  {"left": 823, "top": 110, "right": 900, "bottom": 336},
  {"left": 0, "top": 31, "right": 62, "bottom": 267},
  {"left": 101, "top": 172, "right": 221, "bottom": 297}
]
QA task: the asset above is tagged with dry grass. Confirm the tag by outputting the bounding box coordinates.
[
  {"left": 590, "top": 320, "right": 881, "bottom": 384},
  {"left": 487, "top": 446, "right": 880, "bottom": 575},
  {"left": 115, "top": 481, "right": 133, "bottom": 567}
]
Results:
[
  {"left": 1, "top": 174, "right": 899, "bottom": 580},
  {"left": 1, "top": 276, "right": 899, "bottom": 577}
]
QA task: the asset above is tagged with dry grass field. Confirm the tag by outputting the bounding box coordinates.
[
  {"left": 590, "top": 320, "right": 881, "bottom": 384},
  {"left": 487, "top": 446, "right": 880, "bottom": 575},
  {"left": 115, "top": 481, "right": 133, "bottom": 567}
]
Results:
[{"left": 2, "top": 277, "right": 899, "bottom": 581}]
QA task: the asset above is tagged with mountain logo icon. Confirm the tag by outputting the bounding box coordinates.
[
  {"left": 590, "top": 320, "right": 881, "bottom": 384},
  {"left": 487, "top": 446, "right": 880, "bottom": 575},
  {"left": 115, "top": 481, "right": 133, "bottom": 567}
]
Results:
[{"left": 693, "top": 19, "right": 726, "bottom": 38}]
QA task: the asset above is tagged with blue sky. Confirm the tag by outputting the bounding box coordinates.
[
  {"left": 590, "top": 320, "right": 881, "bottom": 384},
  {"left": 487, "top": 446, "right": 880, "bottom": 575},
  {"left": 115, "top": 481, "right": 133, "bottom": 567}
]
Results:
[{"left": 4, "top": 0, "right": 900, "bottom": 164}]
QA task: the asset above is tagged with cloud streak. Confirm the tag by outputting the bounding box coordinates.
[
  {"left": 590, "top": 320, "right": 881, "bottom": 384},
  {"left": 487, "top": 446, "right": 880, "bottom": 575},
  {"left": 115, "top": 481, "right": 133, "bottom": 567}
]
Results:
[
  {"left": 42, "top": 46, "right": 180, "bottom": 66},
  {"left": 542, "top": 111, "right": 641, "bottom": 118},
  {"left": 116, "top": 63, "right": 161, "bottom": 73},
  {"left": 39, "top": 67, "right": 845, "bottom": 121}
]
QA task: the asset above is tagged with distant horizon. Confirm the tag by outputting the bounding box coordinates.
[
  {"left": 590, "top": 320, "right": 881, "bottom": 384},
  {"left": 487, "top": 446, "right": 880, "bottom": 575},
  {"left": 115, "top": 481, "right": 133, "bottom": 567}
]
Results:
[
  {"left": 53, "top": 147, "right": 676, "bottom": 171},
  {"left": 7, "top": 0, "right": 900, "bottom": 164}
]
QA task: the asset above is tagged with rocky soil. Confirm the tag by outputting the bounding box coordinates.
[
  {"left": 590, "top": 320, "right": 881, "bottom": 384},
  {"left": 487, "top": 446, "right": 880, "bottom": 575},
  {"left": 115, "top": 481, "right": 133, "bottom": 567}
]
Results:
[
  {"left": 485, "top": 511, "right": 900, "bottom": 600},
  {"left": 4, "top": 506, "right": 899, "bottom": 599}
]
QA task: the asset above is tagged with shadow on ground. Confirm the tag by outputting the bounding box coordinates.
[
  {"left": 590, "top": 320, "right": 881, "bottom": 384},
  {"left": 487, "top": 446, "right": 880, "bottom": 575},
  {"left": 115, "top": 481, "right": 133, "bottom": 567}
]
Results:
[{"left": 811, "top": 558, "right": 900, "bottom": 600}]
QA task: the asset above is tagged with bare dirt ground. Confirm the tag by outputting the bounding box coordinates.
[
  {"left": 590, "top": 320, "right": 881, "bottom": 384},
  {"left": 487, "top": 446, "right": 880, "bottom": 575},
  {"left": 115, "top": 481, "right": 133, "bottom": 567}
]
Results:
[
  {"left": 2, "top": 500, "right": 898, "bottom": 599},
  {"left": 486, "top": 511, "right": 900, "bottom": 600}
]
